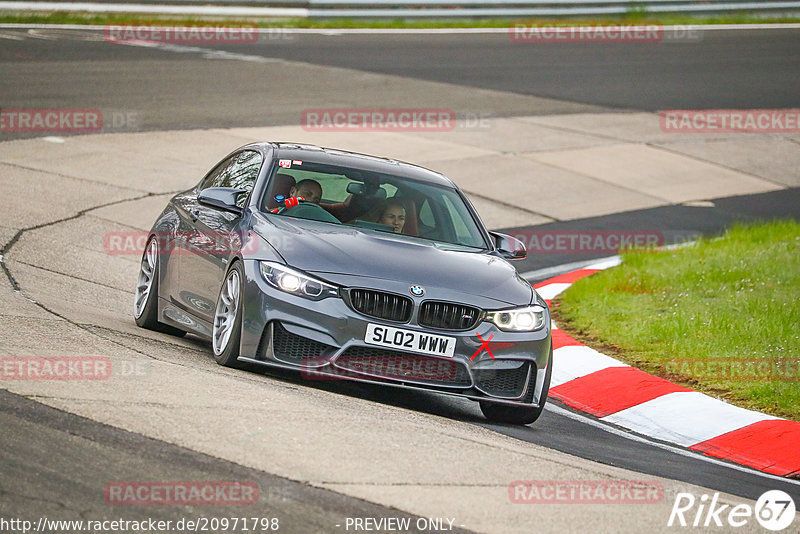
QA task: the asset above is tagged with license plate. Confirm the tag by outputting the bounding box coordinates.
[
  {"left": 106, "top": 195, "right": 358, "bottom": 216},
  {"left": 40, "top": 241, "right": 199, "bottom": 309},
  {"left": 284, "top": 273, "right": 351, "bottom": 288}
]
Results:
[{"left": 364, "top": 323, "right": 456, "bottom": 358}]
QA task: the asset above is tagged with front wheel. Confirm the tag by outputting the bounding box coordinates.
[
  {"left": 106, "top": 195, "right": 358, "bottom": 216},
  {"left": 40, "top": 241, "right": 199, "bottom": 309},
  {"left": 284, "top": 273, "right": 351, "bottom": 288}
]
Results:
[
  {"left": 480, "top": 352, "right": 552, "bottom": 425},
  {"left": 212, "top": 261, "right": 245, "bottom": 367}
]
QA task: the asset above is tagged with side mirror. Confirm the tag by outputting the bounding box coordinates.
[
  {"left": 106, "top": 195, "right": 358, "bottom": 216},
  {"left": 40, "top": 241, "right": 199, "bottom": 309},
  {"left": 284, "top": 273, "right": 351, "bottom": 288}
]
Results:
[
  {"left": 491, "top": 232, "right": 526, "bottom": 260},
  {"left": 198, "top": 187, "right": 246, "bottom": 214}
]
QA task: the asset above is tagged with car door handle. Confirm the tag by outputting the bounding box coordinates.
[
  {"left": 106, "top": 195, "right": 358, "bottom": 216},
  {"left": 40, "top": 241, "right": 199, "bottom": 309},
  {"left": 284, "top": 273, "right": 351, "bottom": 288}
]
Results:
[{"left": 189, "top": 209, "right": 200, "bottom": 222}]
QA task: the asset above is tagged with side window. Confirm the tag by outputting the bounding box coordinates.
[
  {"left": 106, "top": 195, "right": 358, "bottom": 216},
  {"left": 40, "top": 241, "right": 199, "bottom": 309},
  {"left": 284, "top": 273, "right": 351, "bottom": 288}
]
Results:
[
  {"left": 198, "top": 156, "right": 235, "bottom": 191},
  {"left": 418, "top": 199, "right": 435, "bottom": 227},
  {"left": 200, "top": 151, "right": 263, "bottom": 207},
  {"left": 223, "top": 151, "right": 263, "bottom": 206},
  {"left": 223, "top": 151, "right": 262, "bottom": 189},
  {"left": 380, "top": 183, "right": 398, "bottom": 199},
  {"left": 312, "top": 174, "right": 348, "bottom": 202}
]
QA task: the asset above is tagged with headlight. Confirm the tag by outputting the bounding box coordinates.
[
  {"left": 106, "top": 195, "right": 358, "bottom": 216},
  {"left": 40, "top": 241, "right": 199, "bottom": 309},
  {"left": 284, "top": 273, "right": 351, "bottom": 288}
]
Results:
[
  {"left": 485, "top": 305, "right": 546, "bottom": 332},
  {"left": 259, "top": 261, "right": 339, "bottom": 301}
]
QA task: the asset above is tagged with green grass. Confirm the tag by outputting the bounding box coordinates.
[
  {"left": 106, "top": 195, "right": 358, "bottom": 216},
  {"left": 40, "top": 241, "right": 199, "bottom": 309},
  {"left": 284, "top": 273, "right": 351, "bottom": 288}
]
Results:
[
  {"left": 553, "top": 220, "right": 800, "bottom": 421},
  {"left": 0, "top": 12, "right": 799, "bottom": 27}
]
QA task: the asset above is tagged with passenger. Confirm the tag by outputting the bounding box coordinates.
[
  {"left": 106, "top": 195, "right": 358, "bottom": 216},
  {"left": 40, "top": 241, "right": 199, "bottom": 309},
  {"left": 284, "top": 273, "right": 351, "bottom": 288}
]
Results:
[
  {"left": 372, "top": 198, "right": 407, "bottom": 234},
  {"left": 288, "top": 179, "right": 322, "bottom": 204}
]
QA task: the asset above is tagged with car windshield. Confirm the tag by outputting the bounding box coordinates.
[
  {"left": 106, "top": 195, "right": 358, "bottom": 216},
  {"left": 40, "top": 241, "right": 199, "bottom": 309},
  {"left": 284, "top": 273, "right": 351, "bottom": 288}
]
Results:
[{"left": 261, "top": 159, "right": 488, "bottom": 250}]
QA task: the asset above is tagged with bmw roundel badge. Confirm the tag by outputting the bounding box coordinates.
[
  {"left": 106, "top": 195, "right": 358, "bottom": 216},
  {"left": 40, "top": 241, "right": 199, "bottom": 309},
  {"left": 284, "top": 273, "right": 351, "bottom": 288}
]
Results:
[{"left": 409, "top": 285, "right": 425, "bottom": 297}]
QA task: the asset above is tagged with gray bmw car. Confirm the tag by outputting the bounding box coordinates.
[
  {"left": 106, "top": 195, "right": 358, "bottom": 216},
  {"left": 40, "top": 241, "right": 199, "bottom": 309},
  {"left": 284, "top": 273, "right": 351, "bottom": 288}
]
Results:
[{"left": 134, "top": 142, "right": 552, "bottom": 424}]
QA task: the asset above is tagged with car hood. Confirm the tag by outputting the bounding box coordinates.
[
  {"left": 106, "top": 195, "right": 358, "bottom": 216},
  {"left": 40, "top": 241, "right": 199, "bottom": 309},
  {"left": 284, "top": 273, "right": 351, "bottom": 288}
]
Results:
[{"left": 252, "top": 214, "right": 533, "bottom": 307}]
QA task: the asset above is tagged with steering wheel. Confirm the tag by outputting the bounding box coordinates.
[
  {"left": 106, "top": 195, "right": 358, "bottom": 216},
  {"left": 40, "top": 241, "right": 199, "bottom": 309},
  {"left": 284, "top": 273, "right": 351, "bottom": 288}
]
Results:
[{"left": 278, "top": 200, "right": 342, "bottom": 224}]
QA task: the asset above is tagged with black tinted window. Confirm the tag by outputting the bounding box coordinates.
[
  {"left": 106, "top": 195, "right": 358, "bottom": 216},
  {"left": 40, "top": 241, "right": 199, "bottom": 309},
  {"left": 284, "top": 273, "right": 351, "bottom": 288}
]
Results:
[
  {"left": 199, "top": 156, "right": 234, "bottom": 191},
  {"left": 222, "top": 151, "right": 262, "bottom": 191},
  {"left": 225, "top": 151, "right": 262, "bottom": 206},
  {"left": 199, "top": 151, "right": 263, "bottom": 206}
]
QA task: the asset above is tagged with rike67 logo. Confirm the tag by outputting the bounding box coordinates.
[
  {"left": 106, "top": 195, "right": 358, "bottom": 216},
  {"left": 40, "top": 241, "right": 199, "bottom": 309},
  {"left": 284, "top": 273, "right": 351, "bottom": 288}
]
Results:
[{"left": 668, "top": 490, "right": 796, "bottom": 531}]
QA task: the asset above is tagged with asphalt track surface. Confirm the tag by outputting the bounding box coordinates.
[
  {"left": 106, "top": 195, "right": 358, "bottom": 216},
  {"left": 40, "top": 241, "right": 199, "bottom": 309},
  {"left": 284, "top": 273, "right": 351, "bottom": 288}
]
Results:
[
  {"left": 1, "top": 389, "right": 449, "bottom": 533},
  {"left": 213, "top": 30, "right": 800, "bottom": 111},
  {"left": 508, "top": 187, "right": 800, "bottom": 275},
  {"left": 1, "top": 26, "right": 800, "bottom": 531},
  {"left": 0, "top": 27, "right": 799, "bottom": 137}
]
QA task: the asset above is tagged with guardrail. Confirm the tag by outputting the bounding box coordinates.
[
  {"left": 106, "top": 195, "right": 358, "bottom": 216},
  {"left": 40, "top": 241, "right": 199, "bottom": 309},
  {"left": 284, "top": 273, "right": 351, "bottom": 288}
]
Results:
[
  {"left": 2, "top": 0, "right": 800, "bottom": 17},
  {"left": 306, "top": 1, "right": 800, "bottom": 17}
]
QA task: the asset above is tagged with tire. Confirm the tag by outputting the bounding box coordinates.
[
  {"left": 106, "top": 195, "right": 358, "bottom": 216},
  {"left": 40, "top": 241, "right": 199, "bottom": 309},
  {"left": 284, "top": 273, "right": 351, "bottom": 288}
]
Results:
[
  {"left": 211, "top": 261, "right": 246, "bottom": 368},
  {"left": 134, "top": 236, "right": 186, "bottom": 337},
  {"left": 480, "top": 350, "right": 553, "bottom": 425}
]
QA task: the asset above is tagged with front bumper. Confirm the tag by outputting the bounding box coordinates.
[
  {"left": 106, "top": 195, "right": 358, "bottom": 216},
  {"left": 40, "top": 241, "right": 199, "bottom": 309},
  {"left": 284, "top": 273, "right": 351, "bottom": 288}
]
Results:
[{"left": 238, "top": 261, "right": 552, "bottom": 407}]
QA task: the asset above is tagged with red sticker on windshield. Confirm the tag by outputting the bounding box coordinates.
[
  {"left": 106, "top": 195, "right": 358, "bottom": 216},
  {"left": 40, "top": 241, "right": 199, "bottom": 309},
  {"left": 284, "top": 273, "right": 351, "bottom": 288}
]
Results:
[{"left": 278, "top": 159, "right": 292, "bottom": 168}]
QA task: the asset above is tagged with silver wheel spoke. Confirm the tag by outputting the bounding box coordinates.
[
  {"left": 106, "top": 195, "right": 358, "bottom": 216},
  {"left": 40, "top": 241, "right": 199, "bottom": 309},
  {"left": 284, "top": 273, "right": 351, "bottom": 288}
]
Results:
[
  {"left": 212, "top": 269, "right": 240, "bottom": 356},
  {"left": 228, "top": 276, "right": 239, "bottom": 302},
  {"left": 134, "top": 239, "right": 158, "bottom": 319}
]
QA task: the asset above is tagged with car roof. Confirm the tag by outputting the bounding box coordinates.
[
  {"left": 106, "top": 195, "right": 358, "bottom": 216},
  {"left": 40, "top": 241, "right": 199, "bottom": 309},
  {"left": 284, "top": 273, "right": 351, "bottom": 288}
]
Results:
[{"left": 246, "top": 142, "right": 456, "bottom": 188}]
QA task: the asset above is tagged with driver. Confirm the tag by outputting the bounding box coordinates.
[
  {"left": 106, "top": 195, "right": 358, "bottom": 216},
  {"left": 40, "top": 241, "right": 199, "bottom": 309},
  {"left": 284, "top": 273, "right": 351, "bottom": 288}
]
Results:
[
  {"left": 271, "top": 179, "right": 323, "bottom": 212},
  {"left": 288, "top": 179, "right": 322, "bottom": 204}
]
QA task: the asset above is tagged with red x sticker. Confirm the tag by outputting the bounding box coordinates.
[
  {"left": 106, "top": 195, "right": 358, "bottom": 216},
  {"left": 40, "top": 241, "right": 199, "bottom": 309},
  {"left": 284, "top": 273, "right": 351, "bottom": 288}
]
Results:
[{"left": 471, "top": 333, "right": 495, "bottom": 360}]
